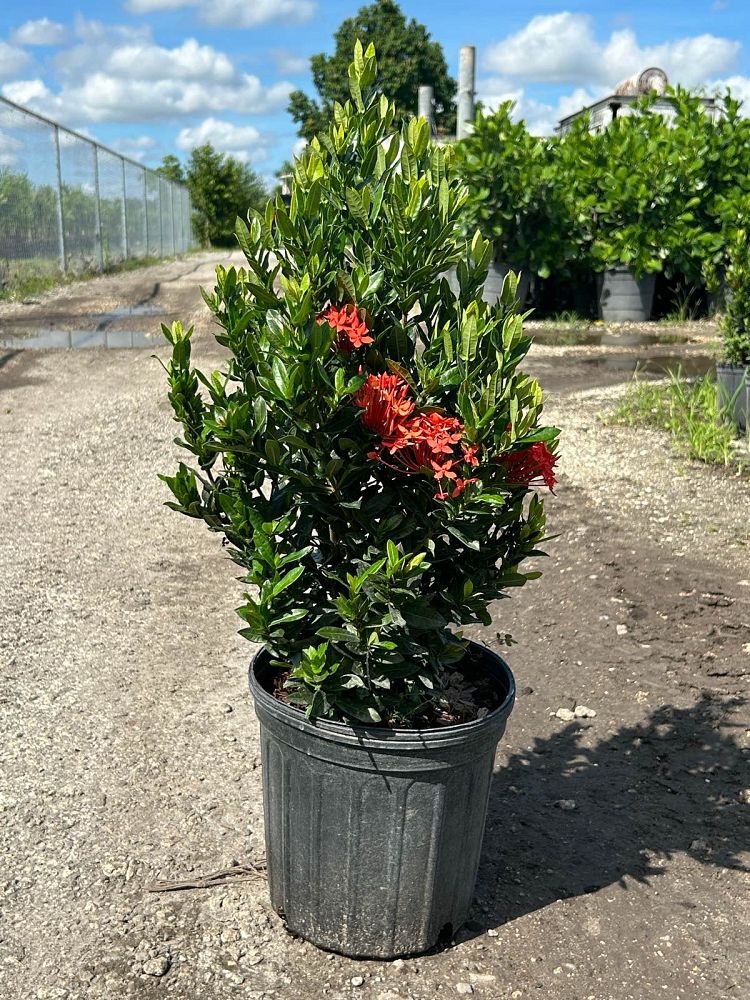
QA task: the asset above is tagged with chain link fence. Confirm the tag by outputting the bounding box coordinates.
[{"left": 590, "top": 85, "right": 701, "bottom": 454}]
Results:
[{"left": 0, "top": 96, "right": 195, "bottom": 285}]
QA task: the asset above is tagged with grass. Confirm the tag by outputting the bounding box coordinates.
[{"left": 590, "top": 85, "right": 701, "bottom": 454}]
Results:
[
  {"left": 661, "top": 284, "right": 702, "bottom": 325},
  {"left": 608, "top": 368, "right": 748, "bottom": 471},
  {"left": 0, "top": 250, "right": 202, "bottom": 303}
]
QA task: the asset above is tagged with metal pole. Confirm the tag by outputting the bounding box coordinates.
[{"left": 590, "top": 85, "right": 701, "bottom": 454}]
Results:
[
  {"left": 120, "top": 158, "right": 129, "bottom": 261},
  {"left": 142, "top": 168, "right": 149, "bottom": 258},
  {"left": 418, "top": 85, "right": 435, "bottom": 136},
  {"left": 158, "top": 177, "right": 164, "bottom": 257},
  {"left": 92, "top": 146, "right": 104, "bottom": 270},
  {"left": 53, "top": 126, "right": 66, "bottom": 274},
  {"left": 457, "top": 45, "right": 476, "bottom": 140},
  {"left": 169, "top": 183, "right": 176, "bottom": 256}
]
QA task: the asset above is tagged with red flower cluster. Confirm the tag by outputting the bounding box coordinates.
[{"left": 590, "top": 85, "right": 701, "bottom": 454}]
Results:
[
  {"left": 319, "top": 303, "right": 373, "bottom": 352},
  {"left": 355, "top": 373, "right": 414, "bottom": 436},
  {"left": 498, "top": 442, "right": 558, "bottom": 492},
  {"left": 355, "top": 374, "right": 479, "bottom": 499}
]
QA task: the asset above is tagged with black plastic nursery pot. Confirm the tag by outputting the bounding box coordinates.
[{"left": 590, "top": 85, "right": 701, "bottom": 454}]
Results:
[
  {"left": 597, "top": 266, "right": 656, "bottom": 322},
  {"left": 484, "top": 260, "right": 530, "bottom": 309},
  {"left": 716, "top": 362, "right": 750, "bottom": 433},
  {"left": 250, "top": 642, "right": 516, "bottom": 959}
]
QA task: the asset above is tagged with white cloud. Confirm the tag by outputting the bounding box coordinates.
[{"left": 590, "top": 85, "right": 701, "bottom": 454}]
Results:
[
  {"left": 475, "top": 77, "right": 605, "bottom": 136},
  {"left": 113, "top": 134, "right": 157, "bottom": 162},
  {"left": 124, "top": 0, "right": 315, "bottom": 26},
  {"left": 710, "top": 74, "right": 750, "bottom": 106},
  {"left": 271, "top": 48, "right": 310, "bottom": 75},
  {"left": 0, "top": 41, "right": 30, "bottom": 81},
  {"left": 176, "top": 118, "right": 269, "bottom": 162},
  {"left": 11, "top": 18, "right": 68, "bottom": 46},
  {"left": 202, "top": 0, "right": 315, "bottom": 28},
  {"left": 484, "top": 13, "right": 739, "bottom": 89},
  {"left": 2, "top": 78, "right": 51, "bottom": 106},
  {"left": 2, "top": 24, "right": 293, "bottom": 124},
  {"left": 0, "top": 130, "right": 23, "bottom": 167}
]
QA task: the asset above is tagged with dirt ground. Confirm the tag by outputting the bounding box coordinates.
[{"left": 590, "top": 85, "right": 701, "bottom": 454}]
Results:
[{"left": 1, "top": 254, "right": 748, "bottom": 1000}]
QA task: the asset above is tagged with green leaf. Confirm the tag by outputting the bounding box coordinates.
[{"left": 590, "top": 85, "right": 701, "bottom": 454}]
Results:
[{"left": 271, "top": 565, "right": 304, "bottom": 598}]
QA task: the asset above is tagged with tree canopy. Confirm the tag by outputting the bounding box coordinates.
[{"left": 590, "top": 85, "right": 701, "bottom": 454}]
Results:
[
  {"left": 160, "top": 145, "right": 268, "bottom": 246},
  {"left": 288, "top": 0, "right": 456, "bottom": 141}
]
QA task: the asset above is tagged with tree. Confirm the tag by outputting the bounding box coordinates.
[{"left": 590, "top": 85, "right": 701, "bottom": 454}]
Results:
[
  {"left": 157, "top": 155, "right": 185, "bottom": 184},
  {"left": 183, "top": 145, "right": 268, "bottom": 246},
  {"left": 288, "top": 0, "right": 455, "bottom": 141}
]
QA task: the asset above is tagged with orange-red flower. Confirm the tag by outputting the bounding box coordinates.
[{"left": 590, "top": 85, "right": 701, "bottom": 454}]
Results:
[
  {"left": 357, "top": 373, "right": 481, "bottom": 499},
  {"left": 498, "top": 442, "right": 558, "bottom": 492},
  {"left": 355, "top": 373, "right": 414, "bottom": 437},
  {"left": 319, "top": 303, "right": 373, "bottom": 352}
]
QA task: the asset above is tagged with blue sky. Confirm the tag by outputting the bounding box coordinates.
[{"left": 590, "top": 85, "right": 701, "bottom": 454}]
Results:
[{"left": 0, "top": 1, "right": 748, "bottom": 183}]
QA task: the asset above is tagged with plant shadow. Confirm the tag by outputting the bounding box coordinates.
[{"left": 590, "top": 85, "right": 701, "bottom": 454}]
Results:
[{"left": 468, "top": 694, "right": 748, "bottom": 934}]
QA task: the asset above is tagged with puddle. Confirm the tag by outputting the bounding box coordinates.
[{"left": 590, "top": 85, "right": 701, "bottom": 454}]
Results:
[
  {"left": 532, "top": 329, "right": 690, "bottom": 347},
  {"left": 103, "top": 303, "right": 164, "bottom": 319},
  {"left": 581, "top": 354, "right": 715, "bottom": 377},
  {"left": 0, "top": 329, "right": 161, "bottom": 350}
]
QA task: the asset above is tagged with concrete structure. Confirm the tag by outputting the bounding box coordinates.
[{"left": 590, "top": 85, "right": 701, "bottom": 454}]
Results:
[
  {"left": 456, "top": 45, "right": 476, "bottom": 140},
  {"left": 556, "top": 67, "right": 720, "bottom": 135}
]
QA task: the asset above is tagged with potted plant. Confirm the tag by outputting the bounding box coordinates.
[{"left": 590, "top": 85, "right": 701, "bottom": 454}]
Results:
[
  {"left": 159, "top": 43, "right": 559, "bottom": 959},
  {"left": 452, "top": 102, "right": 569, "bottom": 307},
  {"left": 717, "top": 222, "right": 750, "bottom": 431},
  {"left": 582, "top": 103, "right": 681, "bottom": 322}
]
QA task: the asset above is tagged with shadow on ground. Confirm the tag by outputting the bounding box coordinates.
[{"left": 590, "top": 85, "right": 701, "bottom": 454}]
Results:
[{"left": 469, "top": 695, "right": 748, "bottom": 932}]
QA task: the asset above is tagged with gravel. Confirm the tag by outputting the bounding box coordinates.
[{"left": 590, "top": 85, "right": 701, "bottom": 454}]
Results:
[{"left": 1, "top": 266, "right": 748, "bottom": 1000}]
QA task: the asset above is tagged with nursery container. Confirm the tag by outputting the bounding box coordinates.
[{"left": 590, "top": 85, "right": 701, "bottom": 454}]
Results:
[
  {"left": 484, "top": 260, "right": 530, "bottom": 308},
  {"left": 598, "top": 266, "right": 656, "bottom": 322},
  {"left": 250, "top": 641, "right": 516, "bottom": 959},
  {"left": 716, "top": 362, "right": 750, "bottom": 432}
]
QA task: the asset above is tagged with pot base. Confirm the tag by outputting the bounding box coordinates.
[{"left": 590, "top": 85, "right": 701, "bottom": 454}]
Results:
[{"left": 250, "top": 643, "right": 515, "bottom": 958}]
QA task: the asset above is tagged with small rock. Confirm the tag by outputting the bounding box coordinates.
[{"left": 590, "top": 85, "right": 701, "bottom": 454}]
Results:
[
  {"left": 742, "top": 643, "right": 750, "bottom": 655},
  {"left": 487, "top": 929, "right": 499, "bottom": 938},
  {"left": 574, "top": 705, "right": 597, "bottom": 719},
  {"left": 455, "top": 985, "right": 474, "bottom": 996},
  {"left": 616, "top": 624, "right": 628, "bottom": 636},
  {"left": 391, "top": 959, "right": 405, "bottom": 973},
  {"left": 555, "top": 708, "right": 575, "bottom": 721},
  {"left": 142, "top": 956, "right": 171, "bottom": 978},
  {"left": 221, "top": 703, "right": 234, "bottom": 714},
  {"left": 520, "top": 686, "right": 534, "bottom": 696},
  {"left": 554, "top": 799, "right": 577, "bottom": 811},
  {"left": 351, "top": 976, "right": 365, "bottom": 987},
  {"left": 739, "top": 789, "right": 750, "bottom": 805},
  {"left": 690, "top": 839, "right": 709, "bottom": 853},
  {"left": 511, "top": 993, "right": 523, "bottom": 999}
]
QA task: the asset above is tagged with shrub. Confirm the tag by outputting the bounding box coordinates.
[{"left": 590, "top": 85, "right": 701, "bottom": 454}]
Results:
[
  {"left": 721, "top": 213, "right": 750, "bottom": 365},
  {"left": 453, "top": 103, "right": 574, "bottom": 280},
  {"left": 160, "top": 43, "right": 558, "bottom": 726}
]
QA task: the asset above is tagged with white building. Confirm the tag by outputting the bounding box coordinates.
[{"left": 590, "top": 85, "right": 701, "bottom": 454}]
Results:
[{"left": 556, "top": 67, "right": 720, "bottom": 135}]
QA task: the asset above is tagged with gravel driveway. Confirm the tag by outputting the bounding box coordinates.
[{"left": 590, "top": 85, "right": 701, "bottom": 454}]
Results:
[{"left": 1, "top": 257, "right": 748, "bottom": 1000}]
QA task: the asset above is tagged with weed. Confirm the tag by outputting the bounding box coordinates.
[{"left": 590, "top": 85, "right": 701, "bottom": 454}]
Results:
[{"left": 608, "top": 368, "right": 748, "bottom": 471}]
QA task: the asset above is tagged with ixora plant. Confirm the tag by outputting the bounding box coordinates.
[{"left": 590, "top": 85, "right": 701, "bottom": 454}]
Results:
[
  {"left": 452, "top": 102, "right": 572, "bottom": 303},
  {"left": 160, "top": 43, "right": 558, "bottom": 958},
  {"left": 717, "top": 219, "right": 750, "bottom": 432},
  {"left": 573, "top": 101, "right": 688, "bottom": 321}
]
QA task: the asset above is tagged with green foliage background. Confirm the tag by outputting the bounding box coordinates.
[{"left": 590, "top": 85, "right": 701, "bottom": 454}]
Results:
[{"left": 288, "top": 0, "right": 456, "bottom": 142}]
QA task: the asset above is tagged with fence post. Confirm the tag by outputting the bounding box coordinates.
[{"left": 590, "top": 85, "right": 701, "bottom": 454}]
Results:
[
  {"left": 158, "top": 177, "right": 165, "bottom": 257},
  {"left": 120, "top": 158, "right": 129, "bottom": 261},
  {"left": 142, "top": 168, "right": 149, "bottom": 258},
  {"left": 53, "top": 125, "right": 66, "bottom": 274},
  {"left": 92, "top": 146, "right": 104, "bottom": 271},
  {"left": 169, "top": 183, "right": 176, "bottom": 256}
]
